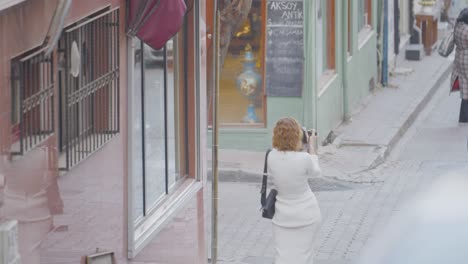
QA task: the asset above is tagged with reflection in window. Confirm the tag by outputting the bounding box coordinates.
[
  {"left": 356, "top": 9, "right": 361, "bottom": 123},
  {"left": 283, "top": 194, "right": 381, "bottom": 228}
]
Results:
[
  {"left": 218, "top": 0, "right": 265, "bottom": 125},
  {"left": 132, "top": 38, "right": 182, "bottom": 221}
]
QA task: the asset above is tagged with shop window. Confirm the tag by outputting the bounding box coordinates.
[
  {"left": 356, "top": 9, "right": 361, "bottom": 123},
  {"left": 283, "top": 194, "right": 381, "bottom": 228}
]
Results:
[
  {"left": 218, "top": 0, "right": 265, "bottom": 126},
  {"left": 57, "top": 8, "right": 120, "bottom": 170},
  {"left": 317, "top": 0, "right": 336, "bottom": 76},
  {"left": 128, "top": 16, "right": 202, "bottom": 256},
  {"left": 130, "top": 37, "right": 185, "bottom": 220},
  {"left": 10, "top": 48, "right": 54, "bottom": 156},
  {"left": 358, "top": 0, "right": 372, "bottom": 31}
]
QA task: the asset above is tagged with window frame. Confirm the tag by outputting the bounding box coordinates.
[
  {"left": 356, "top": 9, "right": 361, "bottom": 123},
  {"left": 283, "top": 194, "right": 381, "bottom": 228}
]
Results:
[
  {"left": 357, "top": 0, "right": 374, "bottom": 48},
  {"left": 316, "top": 0, "right": 336, "bottom": 77},
  {"left": 127, "top": 3, "right": 203, "bottom": 258},
  {"left": 317, "top": 0, "right": 338, "bottom": 96}
]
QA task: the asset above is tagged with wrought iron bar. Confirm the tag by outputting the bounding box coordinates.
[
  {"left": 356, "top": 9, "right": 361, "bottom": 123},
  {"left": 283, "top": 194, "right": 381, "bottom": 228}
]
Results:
[
  {"left": 59, "top": 8, "right": 120, "bottom": 170},
  {"left": 10, "top": 51, "right": 54, "bottom": 156}
]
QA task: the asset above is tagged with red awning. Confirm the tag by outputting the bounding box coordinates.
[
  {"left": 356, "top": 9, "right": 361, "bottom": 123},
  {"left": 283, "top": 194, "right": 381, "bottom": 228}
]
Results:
[{"left": 127, "top": 0, "right": 187, "bottom": 50}]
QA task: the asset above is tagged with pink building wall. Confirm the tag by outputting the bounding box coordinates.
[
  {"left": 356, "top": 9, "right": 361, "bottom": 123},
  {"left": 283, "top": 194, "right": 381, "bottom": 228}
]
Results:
[{"left": 0, "top": 0, "right": 208, "bottom": 263}]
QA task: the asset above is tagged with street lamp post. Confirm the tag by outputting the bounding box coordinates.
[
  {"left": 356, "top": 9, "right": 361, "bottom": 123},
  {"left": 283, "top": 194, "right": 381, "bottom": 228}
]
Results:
[{"left": 211, "top": 0, "right": 220, "bottom": 263}]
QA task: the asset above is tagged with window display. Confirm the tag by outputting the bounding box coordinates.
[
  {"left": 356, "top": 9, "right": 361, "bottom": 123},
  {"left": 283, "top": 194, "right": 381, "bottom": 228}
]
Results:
[{"left": 219, "top": 0, "right": 265, "bottom": 125}]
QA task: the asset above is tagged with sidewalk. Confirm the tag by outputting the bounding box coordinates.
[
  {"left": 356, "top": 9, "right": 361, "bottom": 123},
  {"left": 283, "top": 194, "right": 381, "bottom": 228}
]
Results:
[
  {"left": 211, "top": 74, "right": 468, "bottom": 264},
  {"left": 209, "top": 51, "right": 453, "bottom": 183}
]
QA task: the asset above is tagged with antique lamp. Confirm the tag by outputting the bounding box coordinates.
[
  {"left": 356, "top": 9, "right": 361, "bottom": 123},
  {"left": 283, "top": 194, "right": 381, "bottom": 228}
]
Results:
[{"left": 236, "top": 44, "right": 261, "bottom": 123}]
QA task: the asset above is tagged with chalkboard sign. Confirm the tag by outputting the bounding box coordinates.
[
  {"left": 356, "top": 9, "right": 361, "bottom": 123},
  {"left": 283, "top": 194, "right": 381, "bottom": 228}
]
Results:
[{"left": 265, "top": 0, "right": 304, "bottom": 97}]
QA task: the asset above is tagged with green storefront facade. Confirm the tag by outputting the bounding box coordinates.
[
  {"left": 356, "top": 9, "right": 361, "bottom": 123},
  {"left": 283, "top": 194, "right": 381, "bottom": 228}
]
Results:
[{"left": 212, "top": 0, "right": 379, "bottom": 151}]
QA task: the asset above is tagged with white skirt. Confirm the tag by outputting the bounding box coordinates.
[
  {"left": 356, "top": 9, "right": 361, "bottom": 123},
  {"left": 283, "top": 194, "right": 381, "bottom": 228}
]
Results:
[{"left": 273, "top": 223, "right": 320, "bottom": 264}]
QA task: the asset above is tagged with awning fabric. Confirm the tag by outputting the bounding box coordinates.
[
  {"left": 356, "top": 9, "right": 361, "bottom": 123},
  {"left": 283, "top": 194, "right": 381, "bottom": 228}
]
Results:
[{"left": 127, "top": 0, "right": 187, "bottom": 50}]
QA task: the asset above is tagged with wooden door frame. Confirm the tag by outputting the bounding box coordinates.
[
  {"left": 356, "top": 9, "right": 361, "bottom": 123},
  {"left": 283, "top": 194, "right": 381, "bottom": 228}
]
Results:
[{"left": 366, "top": 0, "right": 372, "bottom": 27}]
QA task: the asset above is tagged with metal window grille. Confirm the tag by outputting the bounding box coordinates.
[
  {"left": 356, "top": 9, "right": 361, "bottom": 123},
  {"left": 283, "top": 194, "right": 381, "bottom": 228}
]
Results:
[
  {"left": 58, "top": 7, "right": 120, "bottom": 170},
  {"left": 10, "top": 49, "right": 54, "bottom": 155}
]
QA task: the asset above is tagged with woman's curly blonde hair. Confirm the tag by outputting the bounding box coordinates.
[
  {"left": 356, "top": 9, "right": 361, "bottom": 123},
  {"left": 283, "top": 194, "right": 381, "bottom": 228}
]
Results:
[{"left": 272, "top": 117, "right": 302, "bottom": 151}]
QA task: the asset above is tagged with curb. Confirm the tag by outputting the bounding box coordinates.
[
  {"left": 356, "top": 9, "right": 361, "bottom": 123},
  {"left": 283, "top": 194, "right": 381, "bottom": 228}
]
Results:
[
  {"left": 207, "top": 168, "right": 260, "bottom": 183},
  {"left": 373, "top": 61, "right": 453, "bottom": 169}
]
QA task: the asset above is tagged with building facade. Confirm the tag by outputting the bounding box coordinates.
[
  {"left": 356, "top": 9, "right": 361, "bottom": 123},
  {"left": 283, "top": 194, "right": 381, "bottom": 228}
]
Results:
[
  {"left": 211, "top": 0, "right": 379, "bottom": 150},
  {"left": 0, "top": 0, "right": 209, "bottom": 263}
]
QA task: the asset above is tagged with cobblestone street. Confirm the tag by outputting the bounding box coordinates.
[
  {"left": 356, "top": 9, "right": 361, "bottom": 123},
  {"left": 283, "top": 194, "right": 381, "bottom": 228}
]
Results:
[{"left": 213, "top": 78, "right": 468, "bottom": 264}]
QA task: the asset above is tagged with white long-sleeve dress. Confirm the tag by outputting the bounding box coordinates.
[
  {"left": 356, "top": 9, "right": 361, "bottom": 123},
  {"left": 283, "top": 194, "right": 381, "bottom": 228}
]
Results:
[{"left": 267, "top": 149, "right": 322, "bottom": 264}]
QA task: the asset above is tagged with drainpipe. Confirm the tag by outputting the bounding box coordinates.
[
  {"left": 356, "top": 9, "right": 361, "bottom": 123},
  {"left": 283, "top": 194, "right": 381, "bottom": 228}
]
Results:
[
  {"left": 342, "top": 0, "right": 350, "bottom": 121},
  {"left": 210, "top": 1, "right": 220, "bottom": 263}
]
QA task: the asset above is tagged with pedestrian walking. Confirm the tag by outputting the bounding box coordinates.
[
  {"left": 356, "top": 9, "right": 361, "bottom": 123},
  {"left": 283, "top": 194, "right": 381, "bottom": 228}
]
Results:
[
  {"left": 450, "top": 7, "right": 468, "bottom": 123},
  {"left": 267, "top": 117, "right": 322, "bottom": 264}
]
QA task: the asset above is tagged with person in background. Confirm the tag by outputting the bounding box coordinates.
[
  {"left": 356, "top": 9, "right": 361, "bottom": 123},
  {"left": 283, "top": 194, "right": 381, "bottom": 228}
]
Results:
[
  {"left": 451, "top": 7, "right": 468, "bottom": 123},
  {"left": 268, "top": 117, "right": 322, "bottom": 264}
]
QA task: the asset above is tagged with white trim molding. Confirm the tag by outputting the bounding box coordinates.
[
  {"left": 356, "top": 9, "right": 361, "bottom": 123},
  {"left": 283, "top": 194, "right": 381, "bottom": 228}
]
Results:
[
  {"left": 129, "top": 179, "right": 202, "bottom": 258},
  {"left": 358, "top": 27, "right": 374, "bottom": 50},
  {"left": 317, "top": 70, "right": 338, "bottom": 98},
  {"left": 0, "top": 0, "right": 26, "bottom": 12}
]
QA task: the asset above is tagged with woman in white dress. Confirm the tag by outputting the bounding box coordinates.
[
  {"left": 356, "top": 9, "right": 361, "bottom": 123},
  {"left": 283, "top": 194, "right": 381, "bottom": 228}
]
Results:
[{"left": 268, "top": 117, "right": 322, "bottom": 264}]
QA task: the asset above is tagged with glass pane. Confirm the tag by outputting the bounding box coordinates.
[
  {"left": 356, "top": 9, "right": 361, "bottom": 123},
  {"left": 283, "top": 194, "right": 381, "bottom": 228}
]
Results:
[
  {"left": 166, "top": 39, "right": 180, "bottom": 190},
  {"left": 132, "top": 38, "right": 144, "bottom": 221},
  {"left": 143, "top": 43, "right": 167, "bottom": 210},
  {"left": 219, "top": 0, "right": 265, "bottom": 125}
]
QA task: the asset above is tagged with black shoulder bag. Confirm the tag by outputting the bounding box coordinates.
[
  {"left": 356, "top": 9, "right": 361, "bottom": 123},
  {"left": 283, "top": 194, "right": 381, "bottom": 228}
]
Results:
[{"left": 260, "top": 149, "right": 277, "bottom": 219}]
